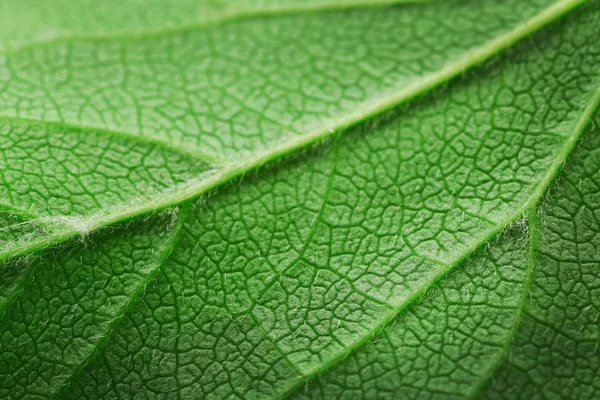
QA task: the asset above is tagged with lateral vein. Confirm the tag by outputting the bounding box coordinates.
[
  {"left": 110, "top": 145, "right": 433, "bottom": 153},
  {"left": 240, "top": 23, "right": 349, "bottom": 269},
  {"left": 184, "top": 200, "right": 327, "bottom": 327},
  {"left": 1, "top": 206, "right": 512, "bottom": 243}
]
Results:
[
  {"left": 52, "top": 202, "right": 192, "bottom": 399},
  {"left": 0, "top": 0, "right": 431, "bottom": 55},
  {"left": 0, "top": 115, "right": 226, "bottom": 167},
  {"left": 467, "top": 207, "right": 540, "bottom": 399}
]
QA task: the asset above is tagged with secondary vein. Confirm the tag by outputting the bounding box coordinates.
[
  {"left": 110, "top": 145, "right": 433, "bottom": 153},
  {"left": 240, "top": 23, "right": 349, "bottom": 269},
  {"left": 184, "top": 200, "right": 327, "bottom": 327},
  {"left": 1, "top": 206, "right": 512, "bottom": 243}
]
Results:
[
  {"left": 0, "top": 0, "right": 431, "bottom": 55},
  {"left": 467, "top": 207, "right": 540, "bottom": 399},
  {"left": 53, "top": 202, "right": 192, "bottom": 399},
  {"left": 0, "top": 115, "right": 227, "bottom": 167}
]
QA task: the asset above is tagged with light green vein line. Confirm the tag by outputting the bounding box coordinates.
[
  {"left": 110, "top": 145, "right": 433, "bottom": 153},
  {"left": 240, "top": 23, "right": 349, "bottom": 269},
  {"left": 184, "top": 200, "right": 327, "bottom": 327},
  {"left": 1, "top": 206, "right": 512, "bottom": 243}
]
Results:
[
  {"left": 463, "top": 94, "right": 600, "bottom": 395},
  {"left": 277, "top": 79, "right": 600, "bottom": 399},
  {"left": 0, "top": 115, "right": 226, "bottom": 167},
  {"left": 519, "top": 85, "right": 600, "bottom": 212},
  {"left": 467, "top": 207, "right": 539, "bottom": 399},
  {"left": 0, "top": 0, "right": 431, "bottom": 55},
  {"left": 54, "top": 202, "right": 192, "bottom": 399},
  {"left": 0, "top": 0, "right": 587, "bottom": 265},
  {"left": 480, "top": 83, "right": 600, "bottom": 239}
]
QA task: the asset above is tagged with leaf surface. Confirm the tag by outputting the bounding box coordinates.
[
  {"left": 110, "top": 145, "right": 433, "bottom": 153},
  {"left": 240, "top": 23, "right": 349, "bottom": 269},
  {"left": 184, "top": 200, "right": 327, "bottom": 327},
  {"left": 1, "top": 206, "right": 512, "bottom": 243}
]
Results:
[{"left": 0, "top": 0, "right": 599, "bottom": 399}]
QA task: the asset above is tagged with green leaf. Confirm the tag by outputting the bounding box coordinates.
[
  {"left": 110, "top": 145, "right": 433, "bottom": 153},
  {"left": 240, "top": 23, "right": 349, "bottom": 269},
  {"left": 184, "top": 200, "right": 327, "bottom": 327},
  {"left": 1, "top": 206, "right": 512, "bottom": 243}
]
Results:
[{"left": 0, "top": 0, "right": 599, "bottom": 399}]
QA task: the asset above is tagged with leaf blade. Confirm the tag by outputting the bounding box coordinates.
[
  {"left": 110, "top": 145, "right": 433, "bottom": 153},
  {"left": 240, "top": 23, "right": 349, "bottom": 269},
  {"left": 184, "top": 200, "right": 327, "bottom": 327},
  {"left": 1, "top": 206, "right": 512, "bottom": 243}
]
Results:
[{"left": 0, "top": 1, "right": 599, "bottom": 399}]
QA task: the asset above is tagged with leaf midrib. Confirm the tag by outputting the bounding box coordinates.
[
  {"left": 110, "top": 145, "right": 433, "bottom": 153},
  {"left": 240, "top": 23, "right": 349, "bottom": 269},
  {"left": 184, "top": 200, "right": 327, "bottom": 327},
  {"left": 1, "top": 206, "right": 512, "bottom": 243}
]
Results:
[{"left": 0, "top": 0, "right": 586, "bottom": 265}]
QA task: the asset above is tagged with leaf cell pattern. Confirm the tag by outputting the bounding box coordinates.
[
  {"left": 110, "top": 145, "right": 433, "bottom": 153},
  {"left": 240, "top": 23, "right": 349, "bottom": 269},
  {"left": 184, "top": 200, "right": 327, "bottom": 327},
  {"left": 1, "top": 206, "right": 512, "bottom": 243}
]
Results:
[{"left": 0, "top": 0, "right": 599, "bottom": 399}]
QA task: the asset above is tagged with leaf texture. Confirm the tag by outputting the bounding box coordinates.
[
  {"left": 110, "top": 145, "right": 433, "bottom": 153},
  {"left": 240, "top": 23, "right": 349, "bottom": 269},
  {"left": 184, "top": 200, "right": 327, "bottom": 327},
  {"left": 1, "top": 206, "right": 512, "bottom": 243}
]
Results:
[
  {"left": 0, "top": 0, "right": 599, "bottom": 399},
  {"left": 0, "top": 0, "right": 583, "bottom": 259}
]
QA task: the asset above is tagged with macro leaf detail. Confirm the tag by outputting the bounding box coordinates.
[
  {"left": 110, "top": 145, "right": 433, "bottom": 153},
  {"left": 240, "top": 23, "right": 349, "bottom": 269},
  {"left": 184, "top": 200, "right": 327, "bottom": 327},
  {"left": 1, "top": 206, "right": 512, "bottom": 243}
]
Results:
[{"left": 0, "top": 0, "right": 599, "bottom": 399}]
